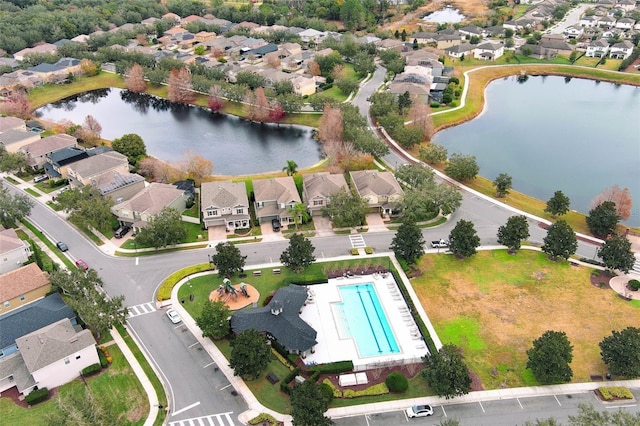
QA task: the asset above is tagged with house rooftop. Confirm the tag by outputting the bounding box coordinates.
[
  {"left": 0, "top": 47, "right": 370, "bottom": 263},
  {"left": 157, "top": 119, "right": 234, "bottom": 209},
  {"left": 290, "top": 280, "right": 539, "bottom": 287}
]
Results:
[
  {"left": 0, "top": 263, "right": 49, "bottom": 304},
  {"left": 0, "top": 227, "right": 28, "bottom": 256},
  {"left": 253, "top": 177, "right": 301, "bottom": 205},
  {"left": 0, "top": 129, "right": 35, "bottom": 147},
  {"left": 350, "top": 170, "right": 404, "bottom": 197},
  {"left": 302, "top": 172, "right": 349, "bottom": 201},
  {"left": 67, "top": 151, "right": 127, "bottom": 179},
  {"left": 48, "top": 146, "right": 89, "bottom": 167},
  {"left": 0, "top": 116, "right": 25, "bottom": 133},
  {"left": 21, "top": 134, "right": 77, "bottom": 157},
  {"left": 201, "top": 181, "right": 248, "bottom": 210},
  {"left": 113, "top": 182, "right": 185, "bottom": 217}
]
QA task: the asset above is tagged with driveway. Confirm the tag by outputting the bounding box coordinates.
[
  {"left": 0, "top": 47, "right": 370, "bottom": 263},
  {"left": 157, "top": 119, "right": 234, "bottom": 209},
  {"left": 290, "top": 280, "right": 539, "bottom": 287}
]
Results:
[
  {"left": 207, "top": 225, "right": 227, "bottom": 242},
  {"left": 313, "top": 215, "right": 334, "bottom": 237},
  {"left": 365, "top": 213, "right": 388, "bottom": 232},
  {"left": 259, "top": 221, "right": 286, "bottom": 241}
]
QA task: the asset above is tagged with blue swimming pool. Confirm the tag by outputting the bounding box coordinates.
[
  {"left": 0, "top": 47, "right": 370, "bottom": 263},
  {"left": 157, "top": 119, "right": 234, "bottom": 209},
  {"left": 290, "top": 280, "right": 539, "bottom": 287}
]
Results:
[{"left": 333, "top": 284, "right": 399, "bottom": 357}]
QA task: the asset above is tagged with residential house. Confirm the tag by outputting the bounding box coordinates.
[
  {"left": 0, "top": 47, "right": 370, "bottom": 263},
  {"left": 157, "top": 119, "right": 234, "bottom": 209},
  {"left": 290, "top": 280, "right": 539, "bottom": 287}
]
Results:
[
  {"left": 14, "top": 318, "right": 98, "bottom": 393},
  {"left": 162, "top": 12, "right": 182, "bottom": 24},
  {"left": 0, "top": 228, "right": 31, "bottom": 275},
  {"left": 0, "top": 117, "right": 26, "bottom": 133},
  {"left": 473, "top": 42, "right": 505, "bottom": 60},
  {"left": 580, "top": 15, "right": 600, "bottom": 28},
  {"left": 299, "top": 28, "right": 327, "bottom": 44},
  {"left": 27, "top": 58, "right": 82, "bottom": 84},
  {"left": 598, "top": 16, "right": 616, "bottom": 28},
  {"left": 586, "top": 39, "right": 610, "bottom": 57},
  {"left": 20, "top": 134, "right": 77, "bottom": 169},
  {"left": 0, "top": 293, "right": 76, "bottom": 359},
  {"left": 195, "top": 31, "right": 216, "bottom": 43},
  {"left": 0, "top": 57, "right": 21, "bottom": 70},
  {"left": 302, "top": 172, "right": 349, "bottom": 216},
  {"left": 111, "top": 183, "right": 189, "bottom": 230},
  {"left": 45, "top": 147, "right": 89, "bottom": 179},
  {"left": 403, "top": 49, "right": 441, "bottom": 67},
  {"left": 563, "top": 25, "right": 584, "bottom": 38},
  {"left": 230, "top": 285, "right": 317, "bottom": 356},
  {"left": 375, "top": 38, "right": 404, "bottom": 51},
  {"left": 389, "top": 82, "right": 431, "bottom": 103},
  {"left": 539, "top": 39, "right": 574, "bottom": 56},
  {"left": 200, "top": 181, "right": 250, "bottom": 231},
  {"left": 0, "top": 129, "right": 40, "bottom": 153},
  {"left": 66, "top": 151, "right": 129, "bottom": 188},
  {"left": 253, "top": 177, "right": 302, "bottom": 226},
  {"left": 615, "top": 17, "right": 635, "bottom": 30},
  {"left": 291, "top": 75, "right": 317, "bottom": 96},
  {"left": 445, "top": 43, "right": 475, "bottom": 58},
  {"left": 0, "top": 263, "right": 50, "bottom": 316},
  {"left": 0, "top": 69, "right": 41, "bottom": 93},
  {"left": 459, "top": 25, "right": 487, "bottom": 39},
  {"left": 433, "top": 31, "right": 462, "bottom": 49},
  {"left": 617, "top": 0, "right": 636, "bottom": 11},
  {"left": 13, "top": 43, "right": 58, "bottom": 61},
  {"left": 609, "top": 40, "right": 634, "bottom": 59},
  {"left": 349, "top": 170, "right": 404, "bottom": 217},
  {"left": 92, "top": 172, "right": 146, "bottom": 203},
  {"left": 279, "top": 42, "right": 302, "bottom": 57}
]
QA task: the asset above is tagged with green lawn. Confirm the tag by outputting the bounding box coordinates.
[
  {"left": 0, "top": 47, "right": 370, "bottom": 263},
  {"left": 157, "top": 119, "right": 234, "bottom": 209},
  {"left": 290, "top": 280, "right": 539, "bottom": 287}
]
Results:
[
  {"left": 120, "top": 221, "right": 206, "bottom": 250},
  {"left": 0, "top": 346, "right": 147, "bottom": 425},
  {"left": 24, "top": 188, "right": 41, "bottom": 197}
]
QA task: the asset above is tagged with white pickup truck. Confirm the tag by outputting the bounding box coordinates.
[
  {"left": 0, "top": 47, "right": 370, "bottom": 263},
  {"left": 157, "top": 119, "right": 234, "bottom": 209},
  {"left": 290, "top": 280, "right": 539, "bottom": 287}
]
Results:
[{"left": 431, "top": 239, "right": 449, "bottom": 248}]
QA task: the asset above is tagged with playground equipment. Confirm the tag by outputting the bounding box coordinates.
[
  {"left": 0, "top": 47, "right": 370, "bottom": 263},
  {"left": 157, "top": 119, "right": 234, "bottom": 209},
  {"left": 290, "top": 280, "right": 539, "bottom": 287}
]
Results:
[
  {"left": 239, "top": 282, "right": 249, "bottom": 298},
  {"left": 218, "top": 278, "right": 238, "bottom": 302}
]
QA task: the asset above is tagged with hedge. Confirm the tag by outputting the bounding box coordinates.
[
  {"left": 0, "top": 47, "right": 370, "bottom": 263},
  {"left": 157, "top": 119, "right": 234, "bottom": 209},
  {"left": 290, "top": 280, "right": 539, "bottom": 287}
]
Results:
[
  {"left": 271, "top": 348, "right": 295, "bottom": 371},
  {"left": 322, "top": 378, "right": 342, "bottom": 398},
  {"left": 157, "top": 264, "right": 212, "bottom": 300},
  {"left": 598, "top": 386, "right": 633, "bottom": 400},
  {"left": 343, "top": 382, "right": 389, "bottom": 398},
  {"left": 280, "top": 367, "right": 300, "bottom": 394},
  {"left": 25, "top": 387, "right": 49, "bottom": 405},
  {"left": 98, "top": 347, "right": 108, "bottom": 368},
  {"left": 309, "top": 360, "right": 354, "bottom": 374},
  {"left": 290, "top": 277, "right": 329, "bottom": 286},
  {"left": 81, "top": 363, "right": 102, "bottom": 376}
]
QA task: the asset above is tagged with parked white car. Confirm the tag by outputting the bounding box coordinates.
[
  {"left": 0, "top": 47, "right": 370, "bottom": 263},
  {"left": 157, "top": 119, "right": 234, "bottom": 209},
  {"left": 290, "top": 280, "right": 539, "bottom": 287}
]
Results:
[{"left": 166, "top": 309, "right": 181, "bottom": 324}]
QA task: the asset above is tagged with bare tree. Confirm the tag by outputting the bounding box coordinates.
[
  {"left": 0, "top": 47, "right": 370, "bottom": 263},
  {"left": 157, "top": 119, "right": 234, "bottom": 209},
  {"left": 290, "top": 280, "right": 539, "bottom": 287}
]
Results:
[
  {"left": 208, "top": 85, "right": 224, "bottom": 111},
  {"left": 243, "top": 88, "right": 256, "bottom": 120},
  {"left": 264, "top": 52, "right": 281, "bottom": 68},
  {"left": 252, "top": 87, "right": 270, "bottom": 123},
  {"left": 136, "top": 33, "right": 148, "bottom": 46},
  {"left": 0, "top": 89, "right": 30, "bottom": 119},
  {"left": 591, "top": 185, "right": 633, "bottom": 221},
  {"left": 167, "top": 67, "right": 195, "bottom": 104},
  {"left": 307, "top": 60, "right": 321, "bottom": 76},
  {"left": 318, "top": 104, "right": 343, "bottom": 146},
  {"left": 407, "top": 101, "right": 434, "bottom": 140},
  {"left": 79, "top": 58, "right": 98, "bottom": 76},
  {"left": 77, "top": 115, "right": 102, "bottom": 146},
  {"left": 178, "top": 150, "right": 213, "bottom": 185},
  {"left": 138, "top": 157, "right": 182, "bottom": 183},
  {"left": 125, "top": 63, "right": 147, "bottom": 93},
  {"left": 331, "top": 64, "right": 346, "bottom": 80}
]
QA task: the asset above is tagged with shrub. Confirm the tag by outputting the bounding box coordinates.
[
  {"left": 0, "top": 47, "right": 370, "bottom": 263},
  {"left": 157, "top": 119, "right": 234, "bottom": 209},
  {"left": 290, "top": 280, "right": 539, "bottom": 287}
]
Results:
[
  {"left": 271, "top": 348, "right": 295, "bottom": 370},
  {"left": 430, "top": 101, "right": 440, "bottom": 108},
  {"left": 98, "top": 347, "right": 108, "bottom": 368},
  {"left": 342, "top": 382, "right": 389, "bottom": 398},
  {"left": 385, "top": 371, "right": 409, "bottom": 392},
  {"left": 81, "top": 363, "right": 102, "bottom": 376},
  {"left": 320, "top": 382, "right": 334, "bottom": 403},
  {"left": 309, "top": 370, "right": 321, "bottom": 382},
  {"left": 364, "top": 247, "right": 374, "bottom": 254},
  {"left": 248, "top": 413, "right": 278, "bottom": 425},
  {"left": 309, "top": 360, "right": 354, "bottom": 374},
  {"left": 350, "top": 248, "right": 359, "bottom": 255},
  {"left": 157, "top": 264, "right": 212, "bottom": 300},
  {"left": 25, "top": 387, "right": 49, "bottom": 405},
  {"left": 280, "top": 367, "right": 300, "bottom": 394},
  {"left": 598, "top": 386, "right": 633, "bottom": 400},
  {"left": 629, "top": 279, "right": 640, "bottom": 291},
  {"left": 322, "top": 378, "right": 342, "bottom": 398}
]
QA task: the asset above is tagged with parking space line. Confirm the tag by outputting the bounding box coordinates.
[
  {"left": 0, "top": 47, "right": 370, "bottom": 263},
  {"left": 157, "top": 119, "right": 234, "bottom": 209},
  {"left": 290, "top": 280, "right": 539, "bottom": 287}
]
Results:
[
  {"left": 364, "top": 414, "right": 370, "bottom": 426},
  {"left": 220, "top": 384, "right": 231, "bottom": 391},
  {"left": 554, "top": 395, "right": 562, "bottom": 406},
  {"left": 441, "top": 405, "right": 447, "bottom": 417},
  {"left": 516, "top": 397, "right": 523, "bottom": 409},
  {"left": 173, "top": 324, "right": 182, "bottom": 330},
  {"left": 171, "top": 401, "right": 201, "bottom": 416},
  {"left": 203, "top": 362, "right": 216, "bottom": 368},
  {"left": 606, "top": 404, "right": 637, "bottom": 409},
  {"left": 188, "top": 342, "right": 200, "bottom": 348},
  {"left": 478, "top": 401, "right": 485, "bottom": 413}
]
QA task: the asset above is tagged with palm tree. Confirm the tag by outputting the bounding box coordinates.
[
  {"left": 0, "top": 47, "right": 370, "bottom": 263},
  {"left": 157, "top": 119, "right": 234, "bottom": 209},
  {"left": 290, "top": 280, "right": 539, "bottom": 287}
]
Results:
[
  {"left": 282, "top": 160, "right": 298, "bottom": 176},
  {"left": 287, "top": 202, "right": 310, "bottom": 229}
]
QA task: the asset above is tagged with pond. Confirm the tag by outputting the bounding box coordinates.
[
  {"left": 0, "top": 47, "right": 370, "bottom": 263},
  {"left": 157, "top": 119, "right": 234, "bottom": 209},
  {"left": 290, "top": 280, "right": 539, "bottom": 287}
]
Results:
[
  {"left": 433, "top": 76, "right": 640, "bottom": 226},
  {"left": 423, "top": 7, "right": 466, "bottom": 24},
  {"left": 35, "top": 88, "right": 322, "bottom": 176}
]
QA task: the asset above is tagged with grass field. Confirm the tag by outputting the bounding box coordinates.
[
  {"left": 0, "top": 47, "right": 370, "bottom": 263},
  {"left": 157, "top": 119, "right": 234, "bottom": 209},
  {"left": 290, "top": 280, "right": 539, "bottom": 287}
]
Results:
[
  {"left": 412, "top": 250, "right": 640, "bottom": 389},
  {"left": 0, "top": 346, "right": 147, "bottom": 425}
]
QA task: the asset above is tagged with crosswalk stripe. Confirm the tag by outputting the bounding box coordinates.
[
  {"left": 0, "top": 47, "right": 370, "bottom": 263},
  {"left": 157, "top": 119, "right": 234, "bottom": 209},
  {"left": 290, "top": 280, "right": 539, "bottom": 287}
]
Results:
[
  {"left": 168, "top": 412, "right": 234, "bottom": 426},
  {"left": 126, "top": 302, "right": 157, "bottom": 319}
]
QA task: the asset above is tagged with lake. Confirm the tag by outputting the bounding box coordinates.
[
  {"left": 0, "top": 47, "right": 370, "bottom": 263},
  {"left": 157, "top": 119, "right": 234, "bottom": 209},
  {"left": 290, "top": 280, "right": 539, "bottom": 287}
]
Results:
[
  {"left": 35, "top": 88, "right": 322, "bottom": 176},
  {"left": 433, "top": 76, "right": 640, "bottom": 226}
]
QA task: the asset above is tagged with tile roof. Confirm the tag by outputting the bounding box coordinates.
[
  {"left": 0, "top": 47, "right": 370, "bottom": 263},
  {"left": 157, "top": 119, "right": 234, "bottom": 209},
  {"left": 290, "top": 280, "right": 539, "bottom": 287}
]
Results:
[
  {"left": 0, "top": 129, "right": 37, "bottom": 146},
  {"left": 0, "top": 293, "right": 75, "bottom": 350},
  {"left": 16, "top": 319, "right": 96, "bottom": 373},
  {"left": 0, "top": 263, "right": 49, "bottom": 303},
  {"left": 231, "top": 285, "right": 317, "bottom": 352}
]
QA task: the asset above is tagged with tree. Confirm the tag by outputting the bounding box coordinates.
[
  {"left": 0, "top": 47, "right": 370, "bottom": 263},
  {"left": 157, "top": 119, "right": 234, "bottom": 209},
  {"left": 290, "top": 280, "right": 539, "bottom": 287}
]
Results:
[
  {"left": 526, "top": 330, "right": 573, "bottom": 384},
  {"left": 586, "top": 201, "right": 619, "bottom": 237},
  {"left": 390, "top": 220, "right": 425, "bottom": 265},
  {"left": 45, "top": 388, "right": 111, "bottom": 426},
  {"left": 268, "top": 102, "right": 286, "bottom": 123},
  {"left": 281, "top": 233, "right": 316, "bottom": 272},
  {"left": 167, "top": 67, "right": 195, "bottom": 104},
  {"left": 0, "top": 88, "right": 30, "bottom": 119},
  {"left": 124, "top": 64, "right": 147, "bottom": 93},
  {"left": 55, "top": 186, "right": 114, "bottom": 234},
  {"left": 445, "top": 153, "right": 479, "bottom": 181},
  {"left": 599, "top": 327, "right": 640, "bottom": 378},
  {"left": 497, "top": 215, "right": 530, "bottom": 253},
  {"left": 0, "top": 181, "right": 34, "bottom": 227},
  {"left": 591, "top": 185, "right": 633, "bottom": 221},
  {"left": 542, "top": 220, "right": 578, "bottom": 260},
  {"left": 229, "top": 329, "right": 271, "bottom": 380},
  {"left": 448, "top": 219, "right": 480, "bottom": 258},
  {"left": 50, "top": 269, "right": 127, "bottom": 341},
  {"left": 597, "top": 235, "right": 635, "bottom": 273},
  {"left": 336, "top": 78, "right": 359, "bottom": 96},
  {"left": 287, "top": 202, "right": 310, "bottom": 229},
  {"left": 419, "top": 143, "right": 448, "bottom": 165},
  {"left": 111, "top": 133, "right": 147, "bottom": 165},
  {"left": 544, "top": 190, "right": 571, "bottom": 217},
  {"left": 422, "top": 344, "right": 472, "bottom": 399},
  {"left": 179, "top": 150, "right": 213, "bottom": 185},
  {"left": 282, "top": 160, "right": 298, "bottom": 176},
  {"left": 317, "top": 104, "right": 343, "bottom": 145},
  {"left": 134, "top": 207, "right": 186, "bottom": 248},
  {"left": 290, "top": 379, "right": 333, "bottom": 426},
  {"left": 211, "top": 241, "right": 247, "bottom": 278},
  {"left": 569, "top": 403, "right": 640, "bottom": 425},
  {"left": 340, "top": 0, "right": 366, "bottom": 31},
  {"left": 307, "top": 60, "right": 321, "bottom": 76},
  {"left": 395, "top": 163, "right": 434, "bottom": 189},
  {"left": 493, "top": 173, "right": 513, "bottom": 197},
  {"left": 207, "top": 85, "right": 224, "bottom": 111},
  {"left": 80, "top": 115, "right": 102, "bottom": 146},
  {"left": 250, "top": 87, "right": 271, "bottom": 123},
  {"left": 0, "top": 149, "right": 28, "bottom": 173},
  {"left": 352, "top": 52, "right": 376, "bottom": 76},
  {"left": 196, "top": 300, "right": 231, "bottom": 340},
  {"left": 407, "top": 102, "right": 434, "bottom": 140},
  {"left": 322, "top": 188, "right": 367, "bottom": 228},
  {"left": 397, "top": 91, "right": 412, "bottom": 114}
]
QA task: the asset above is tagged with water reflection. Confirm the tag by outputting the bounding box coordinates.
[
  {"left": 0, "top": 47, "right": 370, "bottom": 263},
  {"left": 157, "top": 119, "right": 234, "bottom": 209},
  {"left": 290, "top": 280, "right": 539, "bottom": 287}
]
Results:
[{"left": 36, "top": 88, "right": 322, "bottom": 175}]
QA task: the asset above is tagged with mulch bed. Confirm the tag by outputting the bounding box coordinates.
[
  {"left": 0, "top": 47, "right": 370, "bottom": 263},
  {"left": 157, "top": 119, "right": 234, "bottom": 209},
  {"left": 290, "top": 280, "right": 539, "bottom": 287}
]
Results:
[
  {"left": 594, "top": 388, "right": 634, "bottom": 402},
  {"left": 590, "top": 271, "right": 612, "bottom": 290},
  {"left": 316, "top": 363, "right": 424, "bottom": 393},
  {"left": 0, "top": 386, "right": 59, "bottom": 408},
  {"left": 327, "top": 267, "right": 389, "bottom": 279}
]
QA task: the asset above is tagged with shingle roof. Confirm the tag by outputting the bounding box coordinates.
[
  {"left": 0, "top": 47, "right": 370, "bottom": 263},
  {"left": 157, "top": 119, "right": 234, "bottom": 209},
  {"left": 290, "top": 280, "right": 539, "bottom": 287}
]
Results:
[
  {"left": 0, "top": 116, "right": 25, "bottom": 133},
  {"left": 113, "top": 183, "right": 184, "bottom": 217},
  {"left": 16, "top": 318, "right": 96, "bottom": 373},
  {"left": 94, "top": 172, "right": 145, "bottom": 194},
  {"left": 350, "top": 170, "right": 404, "bottom": 198},
  {"left": 253, "top": 177, "right": 301, "bottom": 204},
  {"left": 0, "top": 263, "right": 50, "bottom": 303},
  {"left": 68, "top": 151, "right": 127, "bottom": 179},
  {"left": 230, "top": 285, "right": 317, "bottom": 352},
  {"left": 0, "top": 293, "right": 75, "bottom": 350},
  {"left": 21, "top": 134, "right": 77, "bottom": 157},
  {"left": 0, "top": 353, "right": 35, "bottom": 392},
  {"left": 201, "top": 181, "right": 248, "bottom": 210},
  {"left": 303, "top": 173, "right": 349, "bottom": 202},
  {"left": 0, "top": 129, "right": 36, "bottom": 146},
  {"left": 0, "top": 227, "right": 29, "bottom": 256}
]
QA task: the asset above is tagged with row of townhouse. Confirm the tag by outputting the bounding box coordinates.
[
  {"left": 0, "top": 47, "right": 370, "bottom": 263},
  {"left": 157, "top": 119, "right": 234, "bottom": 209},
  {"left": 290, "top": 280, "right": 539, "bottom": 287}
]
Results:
[
  {"left": 586, "top": 38, "right": 636, "bottom": 58},
  {"left": 201, "top": 170, "right": 405, "bottom": 232}
]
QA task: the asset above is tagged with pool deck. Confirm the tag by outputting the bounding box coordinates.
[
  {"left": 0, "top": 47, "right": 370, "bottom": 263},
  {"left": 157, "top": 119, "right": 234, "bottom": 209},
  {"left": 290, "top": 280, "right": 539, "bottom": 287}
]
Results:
[{"left": 299, "top": 273, "right": 429, "bottom": 371}]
